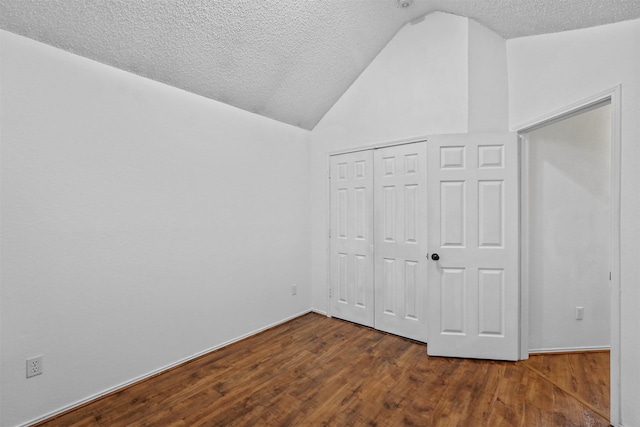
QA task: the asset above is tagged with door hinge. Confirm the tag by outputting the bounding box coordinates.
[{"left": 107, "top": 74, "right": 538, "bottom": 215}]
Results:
[
  {"left": 610, "top": 272, "right": 612, "bottom": 281},
  {"left": 329, "top": 288, "right": 332, "bottom": 298},
  {"left": 328, "top": 229, "right": 332, "bottom": 239}
]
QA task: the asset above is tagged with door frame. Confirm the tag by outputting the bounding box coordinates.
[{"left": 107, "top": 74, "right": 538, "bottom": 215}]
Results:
[
  {"left": 514, "top": 85, "right": 622, "bottom": 426},
  {"left": 325, "top": 137, "right": 428, "bottom": 318}
]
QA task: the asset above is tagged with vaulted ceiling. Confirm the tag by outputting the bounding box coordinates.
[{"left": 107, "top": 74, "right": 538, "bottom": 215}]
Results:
[{"left": 2, "top": 0, "right": 639, "bottom": 129}]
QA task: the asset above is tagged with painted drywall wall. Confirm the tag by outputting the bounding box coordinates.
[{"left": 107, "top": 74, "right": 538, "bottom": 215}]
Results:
[
  {"left": 467, "top": 19, "right": 509, "bottom": 132},
  {"left": 526, "top": 105, "right": 611, "bottom": 352},
  {"left": 507, "top": 20, "right": 640, "bottom": 425},
  {"left": 310, "top": 12, "right": 508, "bottom": 313},
  {"left": 0, "top": 30, "right": 310, "bottom": 427},
  {"left": 313, "top": 12, "right": 469, "bottom": 147}
]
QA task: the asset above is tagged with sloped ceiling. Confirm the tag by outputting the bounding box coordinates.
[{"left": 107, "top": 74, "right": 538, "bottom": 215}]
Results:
[{"left": 1, "top": 0, "right": 639, "bottom": 130}]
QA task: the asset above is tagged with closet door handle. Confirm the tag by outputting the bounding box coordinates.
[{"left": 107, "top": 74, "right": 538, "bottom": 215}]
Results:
[{"left": 431, "top": 253, "right": 440, "bottom": 261}]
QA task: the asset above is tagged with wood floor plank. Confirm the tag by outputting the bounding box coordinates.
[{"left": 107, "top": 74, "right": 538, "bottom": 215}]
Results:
[{"left": 35, "top": 313, "right": 610, "bottom": 427}]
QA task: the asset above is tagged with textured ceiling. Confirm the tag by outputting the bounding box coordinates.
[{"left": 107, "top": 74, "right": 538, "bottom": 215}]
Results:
[{"left": 2, "top": 1, "right": 640, "bottom": 130}]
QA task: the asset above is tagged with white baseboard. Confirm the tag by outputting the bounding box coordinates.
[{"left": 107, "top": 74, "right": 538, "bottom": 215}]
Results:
[
  {"left": 529, "top": 345, "right": 610, "bottom": 354},
  {"left": 310, "top": 308, "right": 328, "bottom": 316},
  {"left": 20, "top": 309, "right": 313, "bottom": 427}
]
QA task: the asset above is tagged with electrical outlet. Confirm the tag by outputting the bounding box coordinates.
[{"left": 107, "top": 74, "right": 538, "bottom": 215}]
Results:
[
  {"left": 575, "top": 306, "right": 584, "bottom": 320},
  {"left": 291, "top": 284, "right": 297, "bottom": 296},
  {"left": 26, "top": 355, "right": 43, "bottom": 378}
]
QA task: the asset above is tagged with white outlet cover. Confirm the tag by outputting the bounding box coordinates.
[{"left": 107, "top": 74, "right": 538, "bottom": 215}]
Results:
[{"left": 26, "top": 355, "right": 43, "bottom": 378}]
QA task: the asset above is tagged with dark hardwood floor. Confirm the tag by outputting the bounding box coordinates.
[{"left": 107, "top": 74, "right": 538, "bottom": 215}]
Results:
[{"left": 36, "top": 313, "right": 610, "bottom": 426}]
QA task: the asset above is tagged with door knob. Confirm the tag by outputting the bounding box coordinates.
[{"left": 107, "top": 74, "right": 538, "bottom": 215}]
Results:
[{"left": 431, "top": 253, "right": 440, "bottom": 261}]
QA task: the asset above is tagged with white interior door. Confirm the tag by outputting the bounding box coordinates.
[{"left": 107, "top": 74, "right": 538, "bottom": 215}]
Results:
[
  {"left": 373, "top": 143, "right": 428, "bottom": 342},
  {"left": 427, "top": 133, "right": 519, "bottom": 360},
  {"left": 329, "top": 150, "right": 374, "bottom": 327}
]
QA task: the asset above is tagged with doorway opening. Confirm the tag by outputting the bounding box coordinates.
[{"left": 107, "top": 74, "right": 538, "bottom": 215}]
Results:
[{"left": 517, "top": 87, "right": 621, "bottom": 425}]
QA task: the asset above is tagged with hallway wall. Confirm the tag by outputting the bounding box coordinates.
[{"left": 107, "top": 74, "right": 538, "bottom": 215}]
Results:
[{"left": 525, "top": 105, "right": 611, "bottom": 352}]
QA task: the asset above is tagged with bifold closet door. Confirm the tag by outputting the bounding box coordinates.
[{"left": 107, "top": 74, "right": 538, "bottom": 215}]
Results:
[
  {"left": 329, "top": 150, "right": 375, "bottom": 327},
  {"left": 373, "top": 143, "right": 428, "bottom": 342}
]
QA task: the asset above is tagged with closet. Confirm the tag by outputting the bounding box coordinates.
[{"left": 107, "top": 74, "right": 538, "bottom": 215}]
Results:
[
  {"left": 328, "top": 133, "right": 520, "bottom": 361},
  {"left": 329, "top": 142, "right": 428, "bottom": 342}
]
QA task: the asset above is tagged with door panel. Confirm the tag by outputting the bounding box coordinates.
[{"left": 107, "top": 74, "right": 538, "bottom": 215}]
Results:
[
  {"left": 427, "top": 133, "right": 519, "bottom": 360},
  {"left": 440, "top": 181, "right": 466, "bottom": 246},
  {"left": 374, "top": 143, "right": 428, "bottom": 342},
  {"left": 330, "top": 151, "right": 374, "bottom": 327}
]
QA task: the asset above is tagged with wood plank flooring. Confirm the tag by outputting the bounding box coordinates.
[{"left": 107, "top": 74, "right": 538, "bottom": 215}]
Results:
[
  {"left": 36, "top": 313, "right": 610, "bottom": 427},
  {"left": 522, "top": 351, "right": 609, "bottom": 421}
]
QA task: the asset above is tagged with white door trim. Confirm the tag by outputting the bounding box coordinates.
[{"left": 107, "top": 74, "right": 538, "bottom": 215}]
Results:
[
  {"left": 327, "top": 136, "right": 429, "bottom": 157},
  {"left": 514, "top": 85, "right": 622, "bottom": 426}
]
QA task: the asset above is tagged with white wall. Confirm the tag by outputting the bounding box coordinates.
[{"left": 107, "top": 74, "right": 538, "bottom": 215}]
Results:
[
  {"left": 526, "top": 105, "right": 611, "bottom": 352},
  {"left": 507, "top": 20, "right": 640, "bottom": 425},
  {"left": 0, "top": 31, "right": 310, "bottom": 427},
  {"left": 468, "top": 19, "right": 509, "bottom": 132},
  {"left": 312, "top": 12, "right": 469, "bottom": 149}
]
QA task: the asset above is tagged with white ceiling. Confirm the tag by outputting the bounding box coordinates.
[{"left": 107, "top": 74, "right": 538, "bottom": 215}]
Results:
[{"left": 2, "top": 0, "right": 640, "bottom": 130}]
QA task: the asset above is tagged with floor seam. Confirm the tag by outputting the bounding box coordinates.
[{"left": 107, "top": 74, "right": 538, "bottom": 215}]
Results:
[{"left": 522, "top": 363, "right": 609, "bottom": 424}]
